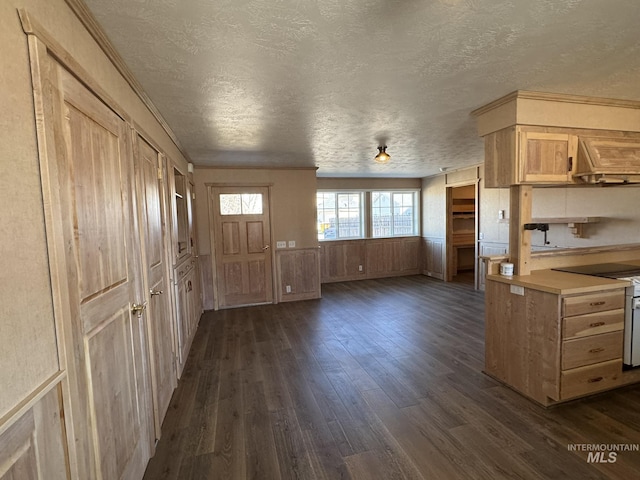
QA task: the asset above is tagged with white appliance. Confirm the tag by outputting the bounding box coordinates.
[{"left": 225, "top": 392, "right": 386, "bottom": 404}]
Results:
[{"left": 622, "top": 277, "right": 640, "bottom": 367}]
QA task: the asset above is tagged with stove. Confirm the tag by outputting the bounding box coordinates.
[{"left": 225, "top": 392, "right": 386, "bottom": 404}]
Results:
[{"left": 553, "top": 263, "right": 640, "bottom": 367}]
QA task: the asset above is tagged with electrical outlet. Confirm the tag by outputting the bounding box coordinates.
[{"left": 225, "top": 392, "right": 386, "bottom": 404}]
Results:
[
  {"left": 358, "top": 265, "right": 363, "bottom": 272},
  {"left": 276, "top": 241, "right": 286, "bottom": 249},
  {"left": 510, "top": 285, "right": 525, "bottom": 296},
  {"left": 479, "top": 232, "right": 484, "bottom": 240},
  {"left": 288, "top": 240, "right": 296, "bottom": 248},
  {"left": 285, "top": 285, "right": 292, "bottom": 293}
]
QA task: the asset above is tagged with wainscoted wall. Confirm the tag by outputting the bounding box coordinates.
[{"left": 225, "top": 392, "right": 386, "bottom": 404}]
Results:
[
  {"left": 478, "top": 242, "right": 508, "bottom": 290},
  {"left": 276, "top": 248, "right": 321, "bottom": 302},
  {"left": 199, "top": 254, "right": 214, "bottom": 310},
  {"left": 421, "top": 236, "right": 445, "bottom": 280},
  {"left": 0, "top": 383, "right": 67, "bottom": 479},
  {"left": 320, "top": 237, "right": 421, "bottom": 283}
]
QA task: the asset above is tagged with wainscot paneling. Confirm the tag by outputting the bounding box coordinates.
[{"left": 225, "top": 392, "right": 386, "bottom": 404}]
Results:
[
  {"left": 320, "top": 237, "right": 421, "bottom": 283},
  {"left": 422, "top": 236, "right": 445, "bottom": 280},
  {"left": 320, "top": 240, "right": 367, "bottom": 283},
  {"left": 199, "top": 254, "right": 214, "bottom": 310},
  {"left": 276, "top": 248, "right": 321, "bottom": 302},
  {"left": 0, "top": 377, "right": 67, "bottom": 480},
  {"left": 478, "top": 242, "right": 509, "bottom": 291}
]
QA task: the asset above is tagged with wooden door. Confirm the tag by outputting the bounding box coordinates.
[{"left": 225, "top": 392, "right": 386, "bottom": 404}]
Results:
[
  {"left": 134, "top": 134, "right": 176, "bottom": 438},
  {"left": 211, "top": 186, "right": 273, "bottom": 308},
  {"left": 41, "top": 60, "right": 152, "bottom": 479}
]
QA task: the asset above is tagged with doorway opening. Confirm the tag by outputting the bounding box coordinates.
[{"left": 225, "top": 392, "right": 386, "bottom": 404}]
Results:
[{"left": 446, "top": 183, "right": 478, "bottom": 286}]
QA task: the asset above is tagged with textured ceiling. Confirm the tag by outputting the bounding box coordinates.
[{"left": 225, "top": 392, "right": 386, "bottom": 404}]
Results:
[{"left": 83, "top": 0, "right": 640, "bottom": 177}]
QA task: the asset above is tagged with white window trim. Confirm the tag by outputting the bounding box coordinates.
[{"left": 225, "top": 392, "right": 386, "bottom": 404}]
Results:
[{"left": 317, "top": 188, "right": 421, "bottom": 241}]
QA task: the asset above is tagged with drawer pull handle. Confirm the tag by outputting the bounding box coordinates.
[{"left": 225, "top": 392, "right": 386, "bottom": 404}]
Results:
[
  {"left": 589, "top": 322, "right": 605, "bottom": 328},
  {"left": 589, "top": 301, "right": 606, "bottom": 306},
  {"left": 589, "top": 347, "right": 605, "bottom": 354},
  {"left": 587, "top": 376, "right": 604, "bottom": 383}
]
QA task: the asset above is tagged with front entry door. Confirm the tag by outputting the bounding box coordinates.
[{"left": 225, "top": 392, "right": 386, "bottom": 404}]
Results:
[
  {"left": 211, "top": 186, "right": 273, "bottom": 308},
  {"left": 39, "top": 59, "right": 152, "bottom": 479}
]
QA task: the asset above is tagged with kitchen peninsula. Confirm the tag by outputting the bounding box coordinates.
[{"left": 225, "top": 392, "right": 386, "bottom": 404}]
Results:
[
  {"left": 485, "top": 261, "right": 640, "bottom": 406},
  {"left": 473, "top": 91, "right": 640, "bottom": 406}
]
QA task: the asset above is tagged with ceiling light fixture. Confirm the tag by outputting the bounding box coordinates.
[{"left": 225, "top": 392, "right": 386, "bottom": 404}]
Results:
[{"left": 374, "top": 145, "right": 390, "bottom": 164}]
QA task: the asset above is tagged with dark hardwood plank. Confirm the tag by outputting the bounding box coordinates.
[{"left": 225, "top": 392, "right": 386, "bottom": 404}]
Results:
[{"left": 144, "top": 275, "right": 640, "bottom": 480}]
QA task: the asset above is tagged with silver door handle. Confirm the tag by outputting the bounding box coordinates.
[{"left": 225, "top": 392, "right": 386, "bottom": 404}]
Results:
[
  {"left": 150, "top": 289, "right": 163, "bottom": 296},
  {"left": 263, "top": 245, "right": 270, "bottom": 250}
]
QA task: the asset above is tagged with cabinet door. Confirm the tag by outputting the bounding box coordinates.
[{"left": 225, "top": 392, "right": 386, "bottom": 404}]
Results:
[
  {"left": 519, "top": 131, "right": 577, "bottom": 183},
  {"left": 174, "top": 276, "right": 190, "bottom": 376}
]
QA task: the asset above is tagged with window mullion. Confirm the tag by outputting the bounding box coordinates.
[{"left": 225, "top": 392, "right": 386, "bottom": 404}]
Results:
[{"left": 364, "top": 191, "right": 371, "bottom": 238}]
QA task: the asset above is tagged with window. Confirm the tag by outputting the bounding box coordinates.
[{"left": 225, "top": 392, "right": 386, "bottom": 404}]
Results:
[
  {"left": 219, "top": 193, "right": 263, "bottom": 215},
  {"left": 317, "top": 190, "right": 419, "bottom": 240},
  {"left": 371, "top": 191, "right": 418, "bottom": 237},
  {"left": 317, "top": 192, "right": 364, "bottom": 240}
]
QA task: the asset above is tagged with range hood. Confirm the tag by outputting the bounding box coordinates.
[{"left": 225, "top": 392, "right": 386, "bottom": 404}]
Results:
[{"left": 574, "top": 136, "right": 640, "bottom": 184}]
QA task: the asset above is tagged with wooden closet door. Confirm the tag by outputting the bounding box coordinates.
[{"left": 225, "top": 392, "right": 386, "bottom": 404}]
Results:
[
  {"left": 134, "top": 134, "right": 176, "bottom": 438},
  {"left": 47, "top": 62, "right": 153, "bottom": 479}
]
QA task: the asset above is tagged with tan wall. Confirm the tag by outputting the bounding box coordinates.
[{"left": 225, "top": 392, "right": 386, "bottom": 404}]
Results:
[
  {"left": 421, "top": 175, "right": 447, "bottom": 237},
  {"left": 421, "top": 164, "right": 640, "bottom": 250},
  {"left": 317, "top": 177, "right": 421, "bottom": 190},
  {"left": 194, "top": 167, "right": 319, "bottom": 255},
  {"left": 0, "top": 0, "right": 189, "bottom": 418},
  {"left": 479, "top": 182, "right": 640, "bottom": 249}
]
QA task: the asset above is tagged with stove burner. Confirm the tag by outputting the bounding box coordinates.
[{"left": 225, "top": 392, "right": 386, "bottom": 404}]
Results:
[{"left": 552, "top": 263, "right": 640, "bottom": 278}]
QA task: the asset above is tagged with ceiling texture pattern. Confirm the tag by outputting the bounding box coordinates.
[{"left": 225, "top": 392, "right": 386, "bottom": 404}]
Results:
[{"left": 84, "top": 0, "right": 640, "bottom": 177}]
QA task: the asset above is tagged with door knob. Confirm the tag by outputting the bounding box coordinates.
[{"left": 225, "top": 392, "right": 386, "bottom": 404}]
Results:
[
  {"left": 150, "top": 289, "right": 163, "bottom": 296},
  {"left": 131, "top": 302, "right": 147, "bottom": 318},
  {"left": 263, "top": 245, "right": 270, "bottom": 250}
]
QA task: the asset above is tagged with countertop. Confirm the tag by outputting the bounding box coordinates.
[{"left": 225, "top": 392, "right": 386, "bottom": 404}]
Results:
[{"left": 486, "top": 269, "right": 631, "bottom": 295}]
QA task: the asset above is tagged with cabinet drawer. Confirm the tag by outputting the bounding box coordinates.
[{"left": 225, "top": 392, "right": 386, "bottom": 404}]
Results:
[
  {"left": 560, "top": 359, "right": 622, "bottom": 400},
  {"left": 562, "top": 290, "right": 625, "bottom": 317},
  {"left": 174, "top": 261, "right": 194, "bottom": 282},
  {"left": 563, "top": 309, "right": 624, "bottom": 339},
  {"left": 562, "top": 331, "right": 623, "bottom": 370}
]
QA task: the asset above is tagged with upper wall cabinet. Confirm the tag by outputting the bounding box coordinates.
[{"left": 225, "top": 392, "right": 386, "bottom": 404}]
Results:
[
  {"left": 169, "top": 165, "right": 191, "bottom": 263},
  {"left": 484, "top": 126, "right": 578, "bottom": 187},
  {"left": 473, "top": 90, "right": 640, "bottom": 188}
]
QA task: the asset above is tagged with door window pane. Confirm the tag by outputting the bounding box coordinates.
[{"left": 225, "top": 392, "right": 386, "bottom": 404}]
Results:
[{"left": 220, "top": 193, "right": 263, "bottom": 215}]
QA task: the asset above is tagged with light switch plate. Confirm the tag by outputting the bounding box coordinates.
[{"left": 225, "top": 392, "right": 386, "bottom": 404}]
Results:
[
  {"left": 288, "top": 240, "right": 296, "bottom": 248},
  {"left": 510, "top": 285, "right": 525, "bottom": 296},
  {"left": 276, "top": 241, "right": 286, "bottom": 249}
]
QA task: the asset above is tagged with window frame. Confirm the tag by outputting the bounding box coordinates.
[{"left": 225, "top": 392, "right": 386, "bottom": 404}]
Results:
[
  {"left": 316, "top": 189, "right": 420, "bottom": 241},
  {"left": 370, "top": 190, "right": 420, "bottom": 239}
]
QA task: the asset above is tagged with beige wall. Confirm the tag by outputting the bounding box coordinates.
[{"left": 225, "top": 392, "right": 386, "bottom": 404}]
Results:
[
  {"left": 317, "top": 177, "right": 421, "bottom": 190},
  {"left": 480, "top": 182, "right": 640, "bottom": 249},
  {"left": 0, "top": 0, "right": 189, "bottom": 418},
  {"left": 194, "top": 167, "right": 319, "bottom": 255},
  {"left": 421, "top": 175, "right": 447, "bottom": 237},
  {"left": 422, "top": 164, "right": 640, "bottom": 250}
]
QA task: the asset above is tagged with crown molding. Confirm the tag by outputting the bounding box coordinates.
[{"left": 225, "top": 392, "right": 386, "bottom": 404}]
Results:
[{"left": 63, "top": 0, "right": 191, "bottom": 162}]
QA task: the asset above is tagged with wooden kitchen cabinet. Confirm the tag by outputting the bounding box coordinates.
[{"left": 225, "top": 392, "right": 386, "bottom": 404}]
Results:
[
  {"left": 485, "top": 278, "right": 626, "bottom": 405},
  {"left": 174, "top": 259, "right": 198, "bottom": 377},
  {"left": 554, "top": 290, "right": 625, "bottom": 400},
  {"left": 484, "top": 126, "right": 578, "bottom": 187},
  {"left": 519, "top": 130, "right": 577, "bottom": 184}
]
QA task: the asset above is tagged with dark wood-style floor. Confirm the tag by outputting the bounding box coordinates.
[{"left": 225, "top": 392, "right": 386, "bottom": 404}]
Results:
[{"left": 144, "top": 275, "right": 640, "bottom": 479}]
